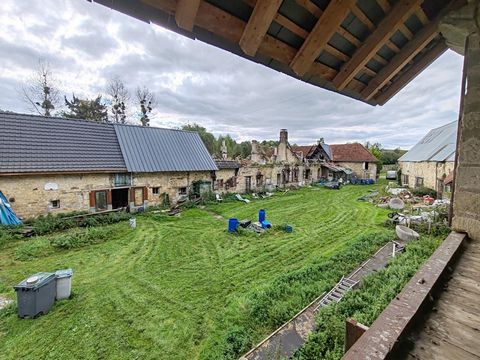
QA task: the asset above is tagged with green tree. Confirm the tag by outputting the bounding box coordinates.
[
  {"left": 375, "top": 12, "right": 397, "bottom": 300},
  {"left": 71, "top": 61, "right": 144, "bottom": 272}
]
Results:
[
  {"left": 365, "top": 142, "right": 383, "bottom": 174},
  {"left": 181, "top": 123, "right": 217, "bottom": 154},
  {"left": 61, "top": 94, "right": 108, "bottom": 122}
]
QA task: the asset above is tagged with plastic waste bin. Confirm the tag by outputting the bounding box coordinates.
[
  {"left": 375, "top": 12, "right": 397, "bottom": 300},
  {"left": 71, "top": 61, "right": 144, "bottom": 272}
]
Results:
[
  {"left": 258, "top": 209, "right": 266, "bottom": 222},
  {"left": 55, "top": 269, "right": 74, "bottom": 300},
  {"left": 14, "top": 272, "right": 56, "bottom": 318}
]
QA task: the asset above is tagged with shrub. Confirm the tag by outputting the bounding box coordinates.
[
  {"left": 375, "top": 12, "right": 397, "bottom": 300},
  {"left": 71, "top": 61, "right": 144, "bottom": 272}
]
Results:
[
  {"left": 14, "top": 237, "right": 52, "bottom": 260},
  {"left": 30, "top": 211, "right": 131, "bottom": 235},
  {"left": 0, "top": 226, "right": 23, "bottom": 248},
  {"left": 50, "top": 227, "right": 114, "bottom": 250},
  {"left": 411, "top": 186, "right": 437, "bottom": 198}
]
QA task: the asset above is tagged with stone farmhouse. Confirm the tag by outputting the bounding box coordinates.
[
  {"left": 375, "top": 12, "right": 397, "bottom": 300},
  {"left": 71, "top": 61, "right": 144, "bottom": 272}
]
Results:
[
  {"left": 398, "top": 121, "right": 456, "bottom": 196},
  {"left": 214, "top": 129, "right": 378, "bottom": 194},
  {"left": 1, "top": 113, "right": 378, "bottom": 218},
  {"left": 0, "top": 112, "right": 217, "bottom": 219}
]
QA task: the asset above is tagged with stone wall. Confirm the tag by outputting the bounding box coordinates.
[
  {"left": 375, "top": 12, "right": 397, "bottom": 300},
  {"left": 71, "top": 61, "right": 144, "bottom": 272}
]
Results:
[
  {"left": 335, "top": 161, "right": 377, "bottom": 180},
  {"left": 451, "top": 31, "right": 480, "bottom": 241},
  {"left": 0, "top": 171, "right": 213, "bottom": 219},
  {"left": 399, "top": 161, "right": 454, "bottom": 192},
  {"left": 0, "top": 173, "right": 112, "bottom": 219}
]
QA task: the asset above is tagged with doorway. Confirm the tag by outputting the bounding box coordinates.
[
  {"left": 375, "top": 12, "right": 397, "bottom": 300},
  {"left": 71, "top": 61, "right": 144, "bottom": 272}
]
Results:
[{"left": 112, "top": 188, "right": 129, "bottom": 209}]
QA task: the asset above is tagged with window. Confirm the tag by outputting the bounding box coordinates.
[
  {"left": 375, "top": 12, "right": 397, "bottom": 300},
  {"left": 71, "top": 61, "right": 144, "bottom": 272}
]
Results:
[
  {"left": 50, "top": 200, "right": 60, "bottom": 209},
  {"left": 217, "top": 179, "right": 224, "bottom": 189},
  {"left": 178, "top": 187, "right": 187, "bottom": 195},
  {"left": 402, "top": 175, "right": 409, "bottom": 186},
  {"left": 95, "top": 191, "right": 107, "bottom": 211},
  {"left": 134, "top": 188, "right": 144, "bottom": 206},
  {"left": 245, "top": 176, "right": 252, "bottom": 192},
  {"left": 152, "top": 187, "right": 160, "bottom": 195},
  {"left": 114, "top": 173, "right": 131, "bottom": 187},
  {"left": 415, "top": 177, "right": 424, "bottom": 187},
  {"left": 364, "top": 162, "right": 369, "bottom": 170}
]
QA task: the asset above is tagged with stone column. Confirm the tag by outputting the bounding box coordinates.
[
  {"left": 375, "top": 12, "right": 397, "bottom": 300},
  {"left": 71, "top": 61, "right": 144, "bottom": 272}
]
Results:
[{"left": 441, "top": 1, "right": 480, "bottom": 240}]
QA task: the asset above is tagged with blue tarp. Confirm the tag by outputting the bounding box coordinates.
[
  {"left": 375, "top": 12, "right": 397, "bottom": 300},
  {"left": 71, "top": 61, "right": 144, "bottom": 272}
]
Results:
[{"left": 0, "top": 191, "right": 22, "bottom": 225}]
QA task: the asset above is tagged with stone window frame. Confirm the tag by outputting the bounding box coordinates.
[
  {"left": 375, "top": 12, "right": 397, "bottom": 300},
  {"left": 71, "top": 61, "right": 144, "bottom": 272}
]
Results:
[
  {"left": 415, "top": 177, "right": 424, "bottom": 187},
  {"left": 152, "top": 187, "right": 160, "bottom": 195},
  {"left": 50, "top": 199, "right": 60, "bottom": 209}
]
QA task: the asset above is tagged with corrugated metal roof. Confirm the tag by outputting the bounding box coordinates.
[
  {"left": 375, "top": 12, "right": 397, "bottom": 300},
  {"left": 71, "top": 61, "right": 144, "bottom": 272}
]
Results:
[
  {"left": 399, "top": 121, "right": 457, "bottom": 162},
  {"left": 114, "top": 124, "right": 218, "bottom": 172},
  {"left": 0, "top": 112, "right": 127, "bottom": 173}
]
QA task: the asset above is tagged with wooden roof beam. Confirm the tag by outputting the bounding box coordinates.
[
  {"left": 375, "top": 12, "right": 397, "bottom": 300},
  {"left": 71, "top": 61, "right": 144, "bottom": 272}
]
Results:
[
  {"left": 174, "top": 0, "right": 201, "bottom": 31},
  {"left": 375, "top": 41, "right": 447, "bottom": 105},
  {"left": 239, "top": 0, "right": 283, "bottom": 56},
  {"left": 289, "top": 0, "right": 355, "bottom": 77},
  {"left": 332, "top": 0, "right": 423, "bottom": 90},
  {"left": 294, "top": 0, "right": 323, "bottom": 18},
  {"left": 361, "top": 18, "right": 441, "bottom": 100}
]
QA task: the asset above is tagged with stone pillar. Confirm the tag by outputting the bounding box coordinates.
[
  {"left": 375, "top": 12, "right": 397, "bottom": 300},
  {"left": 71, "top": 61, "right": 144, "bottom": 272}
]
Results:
[{"left": 441, "top": 1, "right": 480, "bottom": 240}]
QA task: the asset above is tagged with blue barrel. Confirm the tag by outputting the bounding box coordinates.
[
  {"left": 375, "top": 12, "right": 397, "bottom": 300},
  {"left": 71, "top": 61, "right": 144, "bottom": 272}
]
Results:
[
  {"left": 261, "top": 220, "right": 271, "bottom": 229},
  {"left": 258, "top": 209, "right": 266, "bottom": 222},
  {"left": 228, "top": 218, "right": 239, "bottom": 233}
]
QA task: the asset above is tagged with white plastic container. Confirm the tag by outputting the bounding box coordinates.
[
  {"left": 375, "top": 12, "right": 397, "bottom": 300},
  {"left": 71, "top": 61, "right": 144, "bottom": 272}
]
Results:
[
  {"left": 55, "top": 269, "right": 73, "bottom": 300},
  {"left": 129, "top": 218, "right": 137, "bottom": 229}
]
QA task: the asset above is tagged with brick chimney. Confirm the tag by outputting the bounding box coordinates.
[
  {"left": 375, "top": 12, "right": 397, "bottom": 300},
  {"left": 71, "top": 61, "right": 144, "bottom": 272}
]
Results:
[{"left": 279, "top": 129, "right": 288, "bottom": 144}]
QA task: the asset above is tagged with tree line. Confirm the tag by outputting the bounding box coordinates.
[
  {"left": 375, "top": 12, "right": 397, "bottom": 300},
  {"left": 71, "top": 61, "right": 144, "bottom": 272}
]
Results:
[{"left": 21, "top": 60, "right": 156, "bottom": 126}]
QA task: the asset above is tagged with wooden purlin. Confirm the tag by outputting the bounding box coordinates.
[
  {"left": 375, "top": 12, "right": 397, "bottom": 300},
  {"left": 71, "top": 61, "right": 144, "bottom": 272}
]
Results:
[
  {"left": 239, "top": 0, "right": 283, "bottom": 56},
  {"left": 332, "top": 0, "right": 423, "bottom": 90}
]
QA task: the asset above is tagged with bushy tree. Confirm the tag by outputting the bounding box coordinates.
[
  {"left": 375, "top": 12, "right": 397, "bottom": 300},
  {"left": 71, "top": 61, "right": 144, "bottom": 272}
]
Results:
[
  {"left": 181, "top": 123, "right": 216, "bottom": 154},
  {"left": 61, "top": 94, "right": 108, "bottom": 123}
]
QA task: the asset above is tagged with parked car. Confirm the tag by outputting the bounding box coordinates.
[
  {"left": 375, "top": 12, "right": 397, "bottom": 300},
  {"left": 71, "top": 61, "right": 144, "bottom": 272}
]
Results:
[{"left": 386, "top": 170, "right": 397, "bottom": 180}]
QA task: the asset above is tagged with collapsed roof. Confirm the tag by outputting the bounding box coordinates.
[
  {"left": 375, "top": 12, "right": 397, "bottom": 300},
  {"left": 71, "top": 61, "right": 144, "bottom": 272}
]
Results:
[{"left": 89, "top": 0, "right": 460, "bottom": 105}]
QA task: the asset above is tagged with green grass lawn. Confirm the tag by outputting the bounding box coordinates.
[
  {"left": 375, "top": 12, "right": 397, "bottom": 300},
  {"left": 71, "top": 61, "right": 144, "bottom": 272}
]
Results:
[{"left": 0, "top": 184, "right": 391, "bottom": 359}]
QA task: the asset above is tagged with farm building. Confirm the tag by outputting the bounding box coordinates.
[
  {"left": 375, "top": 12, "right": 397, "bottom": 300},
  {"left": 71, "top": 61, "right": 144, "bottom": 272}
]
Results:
[
  {"left": 398, "top": 121, "right": 456, "bottom": 196},
  {"left": 0, "top": 112, "right": 218, "bottom": 218}
]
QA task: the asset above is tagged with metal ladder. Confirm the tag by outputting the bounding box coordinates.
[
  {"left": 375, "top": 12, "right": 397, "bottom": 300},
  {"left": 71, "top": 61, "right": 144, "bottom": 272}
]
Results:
[{"left": 314, "top": 276, "right": 359, "bottom": 312}]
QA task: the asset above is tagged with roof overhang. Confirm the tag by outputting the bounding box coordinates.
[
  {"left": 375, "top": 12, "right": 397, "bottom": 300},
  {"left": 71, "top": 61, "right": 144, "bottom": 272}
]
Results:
[{"left": 89, "top": 0, "right": 463, "bottom": 105}]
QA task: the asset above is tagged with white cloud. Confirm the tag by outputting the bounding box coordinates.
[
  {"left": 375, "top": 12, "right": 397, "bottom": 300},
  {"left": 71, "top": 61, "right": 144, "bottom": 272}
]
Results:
[{"left": 0, "top": 0, "right": 464, "bottom": 148}]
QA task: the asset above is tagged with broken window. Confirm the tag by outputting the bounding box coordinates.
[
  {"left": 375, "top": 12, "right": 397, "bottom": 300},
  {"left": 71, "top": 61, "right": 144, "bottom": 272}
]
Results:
[
  {"left": 364, "top": 162, "right": 369, "bottom": 170},
  {"left": 152, "top": 187, "right": 160, "bottom": 195},
  {"left": 50, "top": 200, "right": 60, "bottom": 209},
  {"left": 178, "top": 187, "right": 187, "bottom": 195},
  {"left": 95, "top": 191, "right": 107, "bottom": 211}
]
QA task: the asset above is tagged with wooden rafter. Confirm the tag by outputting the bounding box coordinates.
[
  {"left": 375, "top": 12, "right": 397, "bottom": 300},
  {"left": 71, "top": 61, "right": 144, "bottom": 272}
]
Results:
[
  {"left": 290, "top": 0, "right": 355, "bottom": 77},
  {"left": 361, "top": 19, "right": 441, "bottom": 100},
  {"left": 174, "top": 0, "right": 201, "bottom": 31},
  {"left": 239, "top": 0, "right": 283, "bottom": 56},
  {"left": 332, "top": 0, "right": 423, "bottom": 90},
  {"left": 375, "top": 41, "right": 447, "bottom": 105}
]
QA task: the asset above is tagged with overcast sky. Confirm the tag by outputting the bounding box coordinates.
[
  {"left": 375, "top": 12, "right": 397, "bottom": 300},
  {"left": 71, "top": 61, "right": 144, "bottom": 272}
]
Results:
[{"left": 0, "top": 0, "right": 464, "bottom": 149}]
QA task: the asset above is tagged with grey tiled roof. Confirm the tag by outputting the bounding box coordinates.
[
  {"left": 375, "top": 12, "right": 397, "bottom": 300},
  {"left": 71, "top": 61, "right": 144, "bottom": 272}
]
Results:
[
  {"left": 215, "top": 160, "right": 241, "bottom": 169},
  {"left": 114, "top": 124, "right": 218, "bottom": 172},
  {"left": 0, "top": 112, "right": 127, "bottom": 173},
  {"left": 399, "top": 121, "right": 457, "bottom": 162}
]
